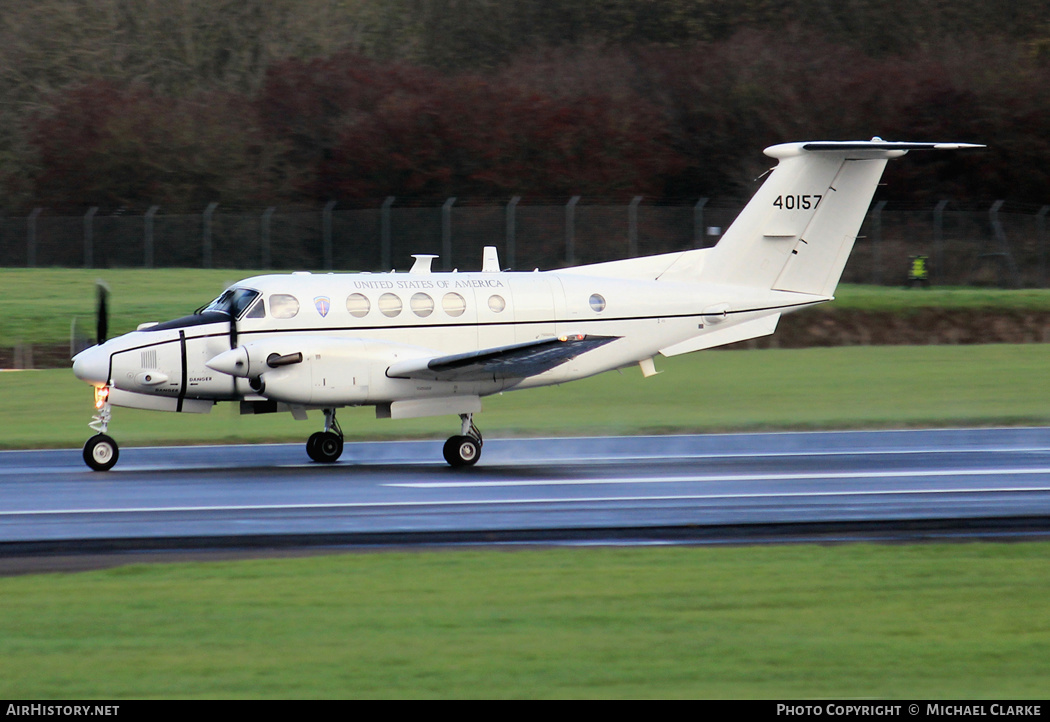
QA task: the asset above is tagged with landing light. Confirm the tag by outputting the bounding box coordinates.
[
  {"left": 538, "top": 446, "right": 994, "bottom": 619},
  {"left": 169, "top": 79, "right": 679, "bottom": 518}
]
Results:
[{"left": 94, "top": 385, "right": 110, "bottom": 409}]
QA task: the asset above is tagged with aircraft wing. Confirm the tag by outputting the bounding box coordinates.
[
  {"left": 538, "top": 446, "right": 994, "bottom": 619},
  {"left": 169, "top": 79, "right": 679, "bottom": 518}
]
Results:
[{"left": 386, "top": 334, "right": 619, "bottom": 382}]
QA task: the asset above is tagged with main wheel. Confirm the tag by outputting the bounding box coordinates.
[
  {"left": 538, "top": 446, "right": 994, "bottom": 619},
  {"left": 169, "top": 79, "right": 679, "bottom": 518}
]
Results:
[
  {"left": 307, "top": 431, "right": 343, "bottom": 463},
  {"left": 83, "top": 434, "right": 119, "bottom": 471},
  {"left": 443, "top": 435, "right": 481, "bottom": 468}
]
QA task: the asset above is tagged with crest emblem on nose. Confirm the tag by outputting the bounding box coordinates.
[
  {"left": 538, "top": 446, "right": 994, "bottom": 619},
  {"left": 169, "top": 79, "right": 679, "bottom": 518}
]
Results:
[{"left": 314, "top": 296, "right": 331, "bottom": 317}]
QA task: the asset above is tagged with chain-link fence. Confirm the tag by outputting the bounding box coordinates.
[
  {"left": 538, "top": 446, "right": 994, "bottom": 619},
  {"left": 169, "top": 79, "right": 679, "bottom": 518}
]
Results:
[{"left": 2, "top": 200, "right": 1048, "bottom": 286}]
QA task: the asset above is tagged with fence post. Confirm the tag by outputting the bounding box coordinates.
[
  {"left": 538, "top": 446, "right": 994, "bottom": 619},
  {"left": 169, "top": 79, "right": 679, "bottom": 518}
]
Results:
[
  {"left": 144, "top": 205, "right": 159, "bottom": 268},
  {"left": 83, "top": 207, "right": 98, "bottom": 268},
  {"left": 988, "top": 200, "right": 1021, "bottom": 287},
  {"left": 506, "top": 196, "right": 520, "bottom": 270},
  {"left": 261, "top": 207, "right": 275, "bottom": 270},
  {"left": 566, "top": 196, "right": 580, "bottom": 266},
  {"left": 871, "top": 200, "right": 886, "bottom": 284},
  {"left": 381, "top": 197, "right": 395, "bottom": 270},
  {"left": 27, "top": 208, "right": 41, "bottom": 267},
  {"left": 628, "top": 196, "right": 642, "bottom": 257},
  {"left": 1037, "top": 205, "right": 1049, "bottom": 289},
  {"left": 934, "top": 200, "right": 949, "bottom": 283},
  {"left": 202, "top": 202, "right": 218, "bottom": 268},
  {"left": 694, "top": 198, "right": 708, "bottom": 248},
  {"left": 442, "top": 197, "right": 456, "bottom": 271},
  {"left": 322, "top": 200, "right": 336, "bottom": 271}
]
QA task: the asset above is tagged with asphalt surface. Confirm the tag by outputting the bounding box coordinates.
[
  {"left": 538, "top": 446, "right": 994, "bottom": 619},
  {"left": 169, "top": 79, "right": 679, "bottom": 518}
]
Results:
[{"left": 3, "top": 428, "right": 1050, "bottom": 564}]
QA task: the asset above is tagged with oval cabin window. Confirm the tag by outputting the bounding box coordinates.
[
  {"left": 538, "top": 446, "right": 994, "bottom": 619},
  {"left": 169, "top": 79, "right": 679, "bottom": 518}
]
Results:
[
  {"left": 488, "top": 295, "right": 506, "bottom": 313},
  {"left": 411, "top": 293, "right": 435, "bottom": 317},
  {"left": 442, "top": 292, "right": 466, "bottom": 317},
  {"left": 378, "top": 293, "right": 402, "bottom": 318},
  {"left": 346, "top": 293, "right": 370, "bottom": 318},
  {"left": 269, "top": 294, "right": 300, "bottom": 319}
]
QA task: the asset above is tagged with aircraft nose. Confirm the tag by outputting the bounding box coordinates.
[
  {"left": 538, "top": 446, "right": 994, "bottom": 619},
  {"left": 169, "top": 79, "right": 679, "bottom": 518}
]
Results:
[
  {"left": 72, "top": 346, "right": 110, "bottom": 385},
  {"left": 206, "top": 346, "right": 250, "bottom": 377}
]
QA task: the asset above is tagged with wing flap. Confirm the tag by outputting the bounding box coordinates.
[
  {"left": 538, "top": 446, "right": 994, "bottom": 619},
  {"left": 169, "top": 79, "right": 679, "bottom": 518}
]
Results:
[{"left": 387, "top": 334, "right": 619, "bottom": 382}]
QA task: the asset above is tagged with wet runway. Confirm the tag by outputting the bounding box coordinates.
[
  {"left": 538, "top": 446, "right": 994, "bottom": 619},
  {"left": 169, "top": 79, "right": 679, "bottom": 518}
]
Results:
[{"left": 3, "top": 428, "right": 1050, "bottom": 552}]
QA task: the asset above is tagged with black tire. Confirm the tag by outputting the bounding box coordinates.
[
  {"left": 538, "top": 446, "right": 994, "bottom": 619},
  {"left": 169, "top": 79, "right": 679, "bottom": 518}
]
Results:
[
  {"left": 307, "top": 431, "right": 343, "bottom": 463},
  {"left": 83, "top": 434, "right": 119, "bottom": 471},
  {"left": 443, "top": 435, "right": 481, "bottom": 468}
]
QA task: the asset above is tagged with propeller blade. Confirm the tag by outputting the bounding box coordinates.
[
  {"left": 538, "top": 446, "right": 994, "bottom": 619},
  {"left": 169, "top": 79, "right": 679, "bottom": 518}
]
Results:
[
  {"left": 229, "top": 313, "right": 238, "bottom": 349},
  {"left": 95, "top": 281, "right": 110, "bottom": 345},
  {"left": 70, "top": 317, "right": 92, "bottom": 358}
]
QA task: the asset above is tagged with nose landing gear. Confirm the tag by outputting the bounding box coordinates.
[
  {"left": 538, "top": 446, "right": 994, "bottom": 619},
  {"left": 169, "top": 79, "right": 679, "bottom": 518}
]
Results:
[
  {"left": 443, "top": 413, "right": 483, "bottom": 468},
  {"left": 83, "top": 385, "right": 119, "bottom": 471},
  {"left": 307, "top": 408, "right": 344, "bottom": 463}
]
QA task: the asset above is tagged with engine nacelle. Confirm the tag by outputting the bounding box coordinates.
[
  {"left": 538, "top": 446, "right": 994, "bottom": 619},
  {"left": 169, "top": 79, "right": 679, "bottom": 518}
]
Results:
[
  {"left": 208, "top": 336, "right": 448, "bottom": 406},
  {"left": 257, "top": 338, "right": 375, "bottom": 405}
]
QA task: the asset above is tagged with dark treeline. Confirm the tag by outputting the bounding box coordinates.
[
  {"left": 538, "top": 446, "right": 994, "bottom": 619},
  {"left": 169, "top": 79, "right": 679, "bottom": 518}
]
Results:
[{"left": 2, "top": 0, "right": 1049, "bottom": 213}]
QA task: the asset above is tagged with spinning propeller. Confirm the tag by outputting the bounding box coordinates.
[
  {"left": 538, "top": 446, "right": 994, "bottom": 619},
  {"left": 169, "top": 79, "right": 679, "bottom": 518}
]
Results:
[
  {"left": 70, "top": 281, "right": 110, "bottom": 358},
  {"left": 228, "top": 310, "right": 238, "bottom": 349},
  {"left": 96, "top": 281, "right": 109, "bottom": 345}
]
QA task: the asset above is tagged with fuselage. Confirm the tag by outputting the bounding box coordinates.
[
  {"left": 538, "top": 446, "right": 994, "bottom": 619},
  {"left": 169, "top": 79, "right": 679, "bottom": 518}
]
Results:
[{"left": 71, "top": 265, "right": 821, "bottom": 413}]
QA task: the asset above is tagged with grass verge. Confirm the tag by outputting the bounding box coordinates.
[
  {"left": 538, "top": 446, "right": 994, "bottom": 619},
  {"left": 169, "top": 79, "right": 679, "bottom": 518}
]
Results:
[
  {"left": 0, "top": 544, "right": 1047, "bottom": 699},
  {"left": 4, "top": 272, "right": 1049, "bottom": 699},
  {"left": 3, "top": 344, "right": 1047, "bottom": 449},
  {"left": 4, "top": 265, "right": 1050, "bottom": 346}
]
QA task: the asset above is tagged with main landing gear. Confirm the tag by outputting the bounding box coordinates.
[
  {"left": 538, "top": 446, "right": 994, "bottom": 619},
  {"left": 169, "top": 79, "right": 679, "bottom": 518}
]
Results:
[
  {"left": 307, "top": 408, "right": 344, "bottom": 463},
  {"left": 443, "top": 413, "right": 483, "bottom": 468},
  {"left": 83, "top": 385, "right": 119, "bottom": 471}
]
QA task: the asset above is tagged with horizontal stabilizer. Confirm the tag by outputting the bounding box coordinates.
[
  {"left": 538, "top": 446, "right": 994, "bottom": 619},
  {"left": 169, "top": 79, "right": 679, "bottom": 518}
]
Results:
[
  {"left": 765, "top": 139, "right": 985, "bottom": 160},
  {"left": 387, "top": 334, "right": 619, "bottom": 382},
  {"left": 800, "top": 141, "right": 985, "bottom": 152}
]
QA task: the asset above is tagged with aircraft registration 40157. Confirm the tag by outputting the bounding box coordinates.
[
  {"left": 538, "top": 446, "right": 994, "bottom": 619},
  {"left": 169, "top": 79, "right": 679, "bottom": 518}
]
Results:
[{"left": 72, "top": 139, "right": 982, "bottom": 470}]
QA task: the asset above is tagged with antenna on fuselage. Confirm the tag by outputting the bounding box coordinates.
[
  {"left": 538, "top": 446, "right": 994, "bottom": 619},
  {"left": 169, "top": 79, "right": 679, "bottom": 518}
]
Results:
[
  {"left": 482, "top": 246, "right": 500, "bottom": 272},
  {"left": 410, "top": 254, "right": 438, "bottom": 274}
]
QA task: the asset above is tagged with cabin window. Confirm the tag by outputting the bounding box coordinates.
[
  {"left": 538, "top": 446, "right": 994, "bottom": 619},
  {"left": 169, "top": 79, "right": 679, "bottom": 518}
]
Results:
[
  {"left": 589, "top": 294, "right": 606, "bottom": 312},
  {"left": 245, "top": 296, "right": 266, "bottom": 319},
  {"left": 203, "top": 287, "right": 261, "bottom": 319},
  {"left": 379, "top": 292, "right": 402, "bottom": 317},
  {"left": 488, "top": 294, "right": 506, "bottom": 313},
  {"left": 346, "top": 293, "right": 370, "bottom": 318},
  {"left": 411, "top": 293, "right": 434, "bottom": 317},
  {"left": 269, "top": 294, "right": 300, "bottom": 319},
  {"left": 442, "top": 292, "right": 466, "bottom": 317}
]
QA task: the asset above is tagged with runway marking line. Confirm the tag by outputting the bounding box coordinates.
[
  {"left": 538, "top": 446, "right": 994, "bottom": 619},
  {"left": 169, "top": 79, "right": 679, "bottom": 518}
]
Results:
[
  {"left": 4, "top": 483, "right": 1050, "bottom": 517},
  {"left": 389, "top": 467, "right": 1050, "bottom": 488}
]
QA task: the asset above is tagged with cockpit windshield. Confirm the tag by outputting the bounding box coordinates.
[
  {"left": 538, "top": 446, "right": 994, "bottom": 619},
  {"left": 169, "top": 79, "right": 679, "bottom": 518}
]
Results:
[{"left": 201, "top": 288, "right": 261, "bottom": 319}]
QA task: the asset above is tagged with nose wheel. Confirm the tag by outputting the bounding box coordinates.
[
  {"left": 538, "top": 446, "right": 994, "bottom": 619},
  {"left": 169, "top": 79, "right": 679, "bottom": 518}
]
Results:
[
  {"left": 83, "top": 433, "right": 119, "bottom": 472},
  {"left": 82, "top": 385, "right": 119, "bottom": 471},
  {"left": 443, "top": 413, "right": 482, "bottom": 468},
  {"left": 307, "top": 408, "right": 344, "bottom": 463}
]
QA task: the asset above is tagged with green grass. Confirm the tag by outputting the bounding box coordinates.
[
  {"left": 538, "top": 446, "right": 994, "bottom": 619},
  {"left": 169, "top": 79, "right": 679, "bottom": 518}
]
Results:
[
  {"left": 3, "top": 343, "right": 1047, "bottom": 449},
  {"left": 0, "top": 268, "right": 267, "bottom": 346},
  {"left": 1, "top": 544, "right": 1048, "bottom": 698},
  {"left": 829, "top": 284, "right": 1050, "bottom": 312},
  {"left": 3, "top": 266, "right": 1050, "bottom": 346},
  {"left": 4, "top": 269, "right": 1050, "bottom": 700}
]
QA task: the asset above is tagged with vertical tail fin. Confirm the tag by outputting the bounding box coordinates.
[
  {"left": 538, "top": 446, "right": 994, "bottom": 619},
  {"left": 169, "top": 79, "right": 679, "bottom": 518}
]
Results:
[{"left": 699, "top": 140, "right": 983, "bottom": 297}]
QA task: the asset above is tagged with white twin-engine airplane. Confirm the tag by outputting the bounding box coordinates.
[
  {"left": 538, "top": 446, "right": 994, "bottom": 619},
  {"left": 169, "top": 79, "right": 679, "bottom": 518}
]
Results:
[{"left": 72, "top": 139, "right": 981, "bottom": 470}]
